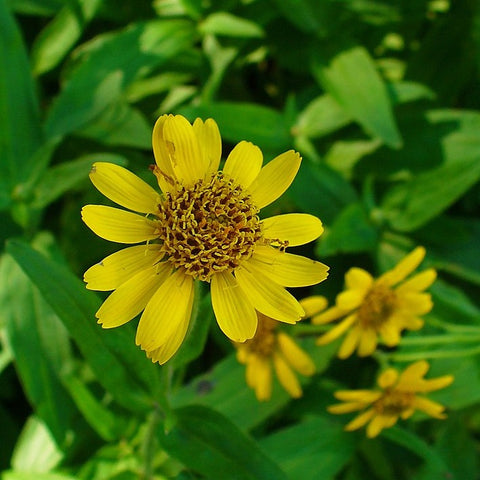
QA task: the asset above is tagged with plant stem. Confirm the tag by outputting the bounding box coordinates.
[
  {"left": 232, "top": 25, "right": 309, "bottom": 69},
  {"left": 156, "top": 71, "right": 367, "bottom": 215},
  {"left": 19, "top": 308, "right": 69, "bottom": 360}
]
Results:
[{"left": 388, "top": 345, "right": 480, "bottom": 362}]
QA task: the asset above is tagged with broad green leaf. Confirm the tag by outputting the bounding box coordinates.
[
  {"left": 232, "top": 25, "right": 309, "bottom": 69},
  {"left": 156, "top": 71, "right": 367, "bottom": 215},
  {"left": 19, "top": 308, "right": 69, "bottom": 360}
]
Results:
[
  {"left": 387, "top": 81, "right": 436, "bottom": 105},
  {"left": 178, "top": 102, "right": 291, "bottom": 150},
  {"left": 31, "top": 153, "right": 128, "bottom": 209},
  {"left": 317, "top": 203, "right": 378, "bottom": 257},
  {"left": 157, "top": 405, "right": 288, "bottom": 480},
  {"left": 76, "top": 102, "right": 151, "bottom": 149},
  {"left": 0, "top": 253, "right": 74, "bottom": 443},
  {"left": 6, "top": 239, "right": 161, "bottom": 413},
  {"left": 260, "top": 416, "right": 356, "bottom": 480},
  {"left": 293, "top": 94, "right": 351, "bottom": 138},
  {"left": 313, "top": 46, "right": 402, "bottom": 148},
  {"left": 125, "top": 72, "right": 193, "bottom": 103},
  {"left": 199, "top": 12, "right": 264, "bottom": 38},
  {"left": 31, "top": 0, "right": 102, "bottom": 75},
  {"left": 11, "top": 416, "right": 63, "bottom": 473},
  {"left": 2, "top": 473, "right": 80, "bottom": 480},
  {"left": 45, "top": 20, "right": 196, "bottom": 138},
  {"left": 0, "top": 1, "right": 43, "bottom": 206}
]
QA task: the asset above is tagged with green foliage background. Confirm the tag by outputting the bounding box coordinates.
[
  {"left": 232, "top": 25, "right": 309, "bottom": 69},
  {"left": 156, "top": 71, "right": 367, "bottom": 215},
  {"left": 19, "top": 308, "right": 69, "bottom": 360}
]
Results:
[{"left": 1, "top": 0, "right": 480, "bottom": 478}]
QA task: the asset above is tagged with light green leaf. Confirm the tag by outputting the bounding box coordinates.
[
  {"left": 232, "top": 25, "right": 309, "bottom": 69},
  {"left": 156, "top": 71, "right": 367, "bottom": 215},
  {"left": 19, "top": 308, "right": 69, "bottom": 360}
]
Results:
[
  {"left": 0, "top": 1, "right": 43, "bottom": 206},
  {"left": 2, "top": 472, "right": 80, "bottom": 480},
  {"left": 45, "top": 20, "right": 196, "bottom": 138},
  {"left": 6, "top": 239, "right": 161, "bottom": 413},
  {"left": 31, "top": 0, "right": 102, "bottom": 75},
  {"left": 387, "top": 81, "right": 436, "bottom": 105},
  {"left": 157, "top": 405, "right": 288, "bottom": 480},
  {"left": 199, "top": 12, "right": 264, "bottom": 38},
  {"left": 313, "top": 46, "right": 402, "bottom": 148}
]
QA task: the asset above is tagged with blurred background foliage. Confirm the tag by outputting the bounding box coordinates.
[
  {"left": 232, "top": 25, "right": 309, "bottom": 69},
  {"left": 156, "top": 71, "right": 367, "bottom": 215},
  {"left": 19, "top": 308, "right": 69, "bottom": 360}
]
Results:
[{"left": 1, "top": 0, "right": 480, "bottom": 478}]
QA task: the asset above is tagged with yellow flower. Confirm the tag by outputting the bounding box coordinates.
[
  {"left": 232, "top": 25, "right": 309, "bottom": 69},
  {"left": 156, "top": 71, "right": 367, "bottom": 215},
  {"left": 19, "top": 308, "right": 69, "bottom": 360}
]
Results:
[
  {"left": 235, "top": 304, "right": 322, "bottom": 401},
  {"left": 314, "top": 247, "right": 435, "bottom": 358},
  {"left": 81, "top": 114, "right": 329, "bottom": 364},
  {"left": 328, "top": 360, "right": 453, "bottom": 438}
]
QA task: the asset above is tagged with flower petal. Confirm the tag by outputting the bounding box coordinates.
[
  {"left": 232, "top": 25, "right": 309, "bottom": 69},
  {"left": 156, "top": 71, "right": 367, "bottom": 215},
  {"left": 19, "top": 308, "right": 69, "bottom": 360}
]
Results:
[
  {"left": 379, "top": 321, "right": 401, "bottom": 347},
  {"left": 277, "top": 332, "right": 315, "bottom": 376},
  {"left": 334, "top": 390, "right": 382, "bottom": 403},
  {"left": 223, "top": 141, "right": 263, "bottom": 189},
  {"left": 249, "top": 245, "right": 329, "bottom": 288},
  {"left": 338, "top": 326, "right": 361, "bottom": 359},
  {"left": 344, "top": 408, "right": 375, "bottom": 431},
  {"left": 261, "top": 213, "right": 324, "bottom": 247},
  {"left": 163, "top": 114, "right": 208, "bottom": 185},
  {"left": 396, "top": 268, "right": 437, "bottom": 293},
  {"left": 299, "top": 295, "right": 328, "bottom": 318},
  {"left": 311, "top": 306, "right": 347, "bottom": 325},
  {"left": 357, "top": 328, "right": 378, "bottom": 357},
  {"left": 193, "top": 117, "right": 221, "bottom": 175},
  {"left": 249, "top": 355, "right": 272, "bottom": 401},
  {"left": 152, "top": 114, "right": 177, "bottom": 192},
  {"left": 84, "top": 244, "right": 162, "bottom": 291},
  {"left": 316, "top": 314, "right": 357, "bottom": 345},
  {"left": 328, "top": 402, "right": 368, "bottom": 414},
  {"left": 211, "top": 271, "right": 257, "bottom": 342},
  {"left": 81, "top": 205, "right": 158, "bottom": 243},
  {"left": 397, "top": 292, "right": 433, "bottom": 315},
  {"left": 345, "top": 267, "right": 374, "bottom": 291},
  {"left": 398, "top": 360, "right": 429, "bottom": 384},
  {"left": 89, "top": 162, "right": 160, "bottom": 214},
  {"left": 96, "top": 263, "right": 171, "bottom": 328},
  {"left": 136, "top": 269, "right": 193, "bottom": 351},
  {"left": 336, "top": 289, "right": 366, "bottom": 310},
  {"left": 235, "top": 263, "right": 304, "bottom": 324},
  {"left": 366, "top": 414, "right": 396, "bottom": 438},
  {"left": 412, "top": 396, "right": 448, "bottom": 419},
  {"left": 273, "top": 352, "right": 302, "bottom": 398},
  {"left": 248, "top": 150, "right": 301, "bottom": 209},
  {"left": 378, "top": 247, "right": 426, "bottom": 286},
  {"left": 378, "top": 368, "right": 399, "bottom": 389}
]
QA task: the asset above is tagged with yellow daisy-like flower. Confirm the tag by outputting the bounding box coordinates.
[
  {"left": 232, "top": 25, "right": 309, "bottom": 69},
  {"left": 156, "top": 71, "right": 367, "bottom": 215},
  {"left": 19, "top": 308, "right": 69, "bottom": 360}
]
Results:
[
  {"left": 81, "top": 114, "right": 329, "bottom": 364},
  {"left": 314, "top": 247, "right": 435, "bottom": 358},
  {"left": 235, "top": 301, "right": 323, "bottom": 401},
  {"left": 328, "top": 360, "right": 453, "bottom": 438}
]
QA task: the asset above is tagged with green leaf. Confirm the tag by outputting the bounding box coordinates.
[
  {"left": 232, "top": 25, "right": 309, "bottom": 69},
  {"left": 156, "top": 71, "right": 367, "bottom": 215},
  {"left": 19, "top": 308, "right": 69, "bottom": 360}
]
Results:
[
  {"left": 178, "top": 102, "right": 291, "bottom": 151},
  {"left": 199, "top": 12, "right": 264, "bottom": 38},
  {"left": 6, "top": 239, "right": 161, "bottom": 413},
  {"left": 31, "top": 0, "right": 103, "bottom": 75},
  {"left": 2, "top": 473, "right": 80, "bottom": 480},
  {"left": 45, "top": 19, "right": 196, "bottom": 139},
  {"left": 157, "top": 405, "right": 288, "bottom": 480},
  {"left": 260, "top": 416, "right": 356, "bottom": 480},
  {"left": 0, "top": 1, "right": 43, "bottom": 205},
  {"left": 313, "top": 46, "right": 402, "bottom": 148}
]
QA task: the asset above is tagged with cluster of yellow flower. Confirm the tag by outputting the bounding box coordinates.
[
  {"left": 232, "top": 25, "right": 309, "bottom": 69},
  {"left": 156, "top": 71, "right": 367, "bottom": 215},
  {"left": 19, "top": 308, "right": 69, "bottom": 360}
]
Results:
[{"left": 82, "top": 114, "right": 453, "bottom": 438}]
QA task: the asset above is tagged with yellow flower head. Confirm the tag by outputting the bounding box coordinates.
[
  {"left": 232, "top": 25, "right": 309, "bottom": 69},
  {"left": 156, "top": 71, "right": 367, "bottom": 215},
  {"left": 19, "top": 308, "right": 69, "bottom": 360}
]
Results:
[
  {"left": 235, "top": 308, "right": 318, "bottom": 401},
  {"left": 314, "top": 247, "right": 436, "bottom": 358},
  {"left": 81, "top": 114, "right": 329, "bottom": 364},
  {"left": 328, "top": 360, "right": 453, "bottom": 438}
]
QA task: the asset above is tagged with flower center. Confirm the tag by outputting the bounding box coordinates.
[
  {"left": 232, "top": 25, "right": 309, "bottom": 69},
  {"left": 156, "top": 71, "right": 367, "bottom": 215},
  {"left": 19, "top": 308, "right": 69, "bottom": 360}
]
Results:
[
  {"left": 357, "top": 283, "right": 397, "bottom": 329},
  {"left": 243, "top": 314, "right": 277, "bottom": 357},
  {"left": 374, "top": 388, "right": 415, "bottom": 416},
  {"left": 156, "top": 172, "right": 262, "bottom": 281}
]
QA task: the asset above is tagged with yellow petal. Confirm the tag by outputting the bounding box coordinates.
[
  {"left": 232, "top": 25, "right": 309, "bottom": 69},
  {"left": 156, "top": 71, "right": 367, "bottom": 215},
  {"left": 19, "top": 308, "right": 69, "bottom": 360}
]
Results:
[
  {"left": 398, "top": 360, "right": 429, "bottom": 384},
  {"left": 261, "top": 213, "right": 324, "bottom": 247},
  {"left": 145, "top": 287, "right": 194, "bottom": 364},
  {"left": 405, "top": 375, "right": 454, "bottom": 393},
  {"left": 316, "top": 314, "right": 357, "bottom": 346},
  {"left": 338, "top": 326, "right": 361, "bottom": 359},
  {"left": 152, "top": 114, "right": 177, "bottom": 193},
  {"left": 163, "top": 114, "right": 208, "bottom": 185},
  {"left": 396, "top": 268, "right": 437, "bottom": 293},
  {"left": 378, "top": 247, "right": 426, "bottom": 286},
  {"left": 344, "top": 408, "right": 375, "bottom": 431},
  {"left": 210, "top": 271, "right": 257, "bottom": 342},
  {"left": 235, "top": 263, "right": 304, "bottom": 324},
  {"left": 311, "top": 306, "right": 347, "bottom": 325},
  {"left": 81, "top": 205, "right": 158, "bottom": 244},
  {"left": 135, "top": 269, "right": 193, "bottom": 351},
  {"left": 378, "top": 368, "right": 399, "bottom": 389},
  {"left": 336, "top": 289, "right": 366, "bottom": 310},
  {"left": 334, "top": 390, "right": 382, "bottom": 403},
  {"left": 412, "top": 396, "right": 447, "bottom": 419},
  {"left": 273, "top": 352, "right": 302, "bottom": 398},
  {"left": 366, "top": 414, "right": 396, "bottom": 438},
  {"left": 328, "top": 402, "right": 368, "bottom": 414},
  {"left": 251, "top": 355, "right": 272, "bottom": 401},
  {"left": 277, "top": 332, "right": 315, "bottom": 376},
  {"left": 89, "top": 162, "right": 160, "bottom": 214},
  {"left": 223, "top": 141, "right": 263, "bottom": 189},
  {"left": 249, "top": 245, "right": 329, "bottom": 288},
  {"left": 357, "top": 328, "right": 378, "bottom": 357},
  {"left": 299, "top": 295, "right": 328, "bottom": 318},
  {"left": 397, "top": 292, "right": 433, "bottom": 315},
  {"left": 248, "top": 150, "right": 301, "bottom": 209},
  {"left": 345, "top": 267, "right": 374, "bottom": 291},
  {"left": 379, "top": 321, "right": 401, "bottom": 347},
  {"left": 193, "top": 117, "right": 221, "bottom": 175},
  {"left": 84, "top": 244, "right": 162, "bottom": 291},
  {"left": 96, "top": 263, "right": 171, "bottom": 328},
  {"left": 397, "top": 314, "right": 424, "bottom": 331}
]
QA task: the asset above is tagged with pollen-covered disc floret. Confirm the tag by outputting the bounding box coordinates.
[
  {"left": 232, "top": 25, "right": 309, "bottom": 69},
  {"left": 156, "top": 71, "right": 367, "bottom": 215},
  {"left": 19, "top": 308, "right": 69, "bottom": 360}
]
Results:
[
  {"left": 357, "top": 283, "right": 396, "bottom": 329},
  {"left": 157, "top": 172, "right": 262, "bottom": 281}
]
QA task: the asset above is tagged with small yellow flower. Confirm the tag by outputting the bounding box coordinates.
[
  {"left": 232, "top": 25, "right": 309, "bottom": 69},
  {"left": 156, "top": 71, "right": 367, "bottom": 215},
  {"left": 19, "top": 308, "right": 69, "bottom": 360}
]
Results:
[
  {"left": 328, "top": 360, "right": 453, "bottom": 438},
  {"left": 81, "top": 114, "right": 329, "bottom": 364},
  {"left": 314, "top": 247, "right": 435, "bottom": 358},
  {"left": 235, "top": 304, "right": 322, "bottom": 401}
]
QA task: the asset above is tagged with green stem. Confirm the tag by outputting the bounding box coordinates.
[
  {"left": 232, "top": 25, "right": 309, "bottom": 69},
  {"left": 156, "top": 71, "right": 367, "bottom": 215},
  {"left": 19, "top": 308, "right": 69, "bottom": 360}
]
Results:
[
  {"left": 141, "top": 406, "right": 161, "bottom": 480},
  {"left": 388, "top": 345, "right": 480, "bottom": 362},
  {"left": 291, "top": 323, "right": 330, "bottom": 336},
  {"left": 427, "top": 316, "right": 480, "bottom": 334},
  {"left": 400, "top": 334, "right": 480, "bottom": 346}
]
